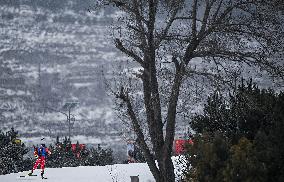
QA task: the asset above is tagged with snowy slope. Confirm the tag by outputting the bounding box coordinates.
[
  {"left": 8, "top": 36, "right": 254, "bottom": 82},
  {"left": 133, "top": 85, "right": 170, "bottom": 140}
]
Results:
[
  {"left": 0, "top": 163, "right": 154, "bottom": 182},
  {"left": 0, "top": 156, "right": 187, "bottom": 182}
]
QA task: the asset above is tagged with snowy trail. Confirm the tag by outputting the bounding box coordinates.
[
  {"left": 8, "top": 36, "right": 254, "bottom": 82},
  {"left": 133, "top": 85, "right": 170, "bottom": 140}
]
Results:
[{"left": 0, "top": 163, "right": 155, "bottom": 182}]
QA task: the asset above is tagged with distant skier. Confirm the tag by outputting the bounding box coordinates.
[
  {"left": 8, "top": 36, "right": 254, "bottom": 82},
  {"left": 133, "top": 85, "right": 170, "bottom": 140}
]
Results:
[
  {"left": 127, "top": 139, "right": 136, "bottom": 163},
  {"left": 28, "top": 140, "right": 51, "bottom": 179}
]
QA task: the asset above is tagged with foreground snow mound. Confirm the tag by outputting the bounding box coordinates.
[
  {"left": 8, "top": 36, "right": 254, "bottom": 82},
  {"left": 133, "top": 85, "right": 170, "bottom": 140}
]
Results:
[{"left": 0, "top": 163, "right": 155, "bottom": 182}]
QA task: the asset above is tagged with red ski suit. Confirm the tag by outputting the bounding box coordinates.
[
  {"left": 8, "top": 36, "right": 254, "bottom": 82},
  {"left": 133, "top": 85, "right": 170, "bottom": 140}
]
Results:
[{"left": 32, "top": 147, "right": 51, "bottom": 172}]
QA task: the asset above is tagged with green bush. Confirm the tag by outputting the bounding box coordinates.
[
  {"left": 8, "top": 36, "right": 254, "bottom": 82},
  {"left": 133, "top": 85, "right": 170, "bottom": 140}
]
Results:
[
  {"left": 184, "top": 133, "right": 229, "bottom": 182},
  {"left": 46, "top": 137, "right": 114, "bottom": 168},
  {"left": 0, "top": 128, "right": 32, "bottom": 175},
  {"left": 223, "top": 137, "right": 267, "bottom": 182},
  {"left": 185, "top": 82, "right": 284, "bottom": 181}
]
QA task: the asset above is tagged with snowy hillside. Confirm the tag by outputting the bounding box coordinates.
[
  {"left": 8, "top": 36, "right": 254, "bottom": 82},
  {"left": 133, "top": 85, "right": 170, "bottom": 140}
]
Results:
[
  {"left": 0, "top": 0, "right": 120, "bottom": 135},
  {"left": 0, "top": 0, "right": 128, "bottom": 160}
]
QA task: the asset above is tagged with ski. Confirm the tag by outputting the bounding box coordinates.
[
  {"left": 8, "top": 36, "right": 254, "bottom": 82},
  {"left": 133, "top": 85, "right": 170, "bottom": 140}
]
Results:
[{"left": 20, "top": 174, "right": 37, "bottom": 177}]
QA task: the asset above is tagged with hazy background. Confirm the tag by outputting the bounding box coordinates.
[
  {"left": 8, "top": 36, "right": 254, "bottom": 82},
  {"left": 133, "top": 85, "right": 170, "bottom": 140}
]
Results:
[{"left": 0, "top": 0, "right": 281, "bottom": 162}]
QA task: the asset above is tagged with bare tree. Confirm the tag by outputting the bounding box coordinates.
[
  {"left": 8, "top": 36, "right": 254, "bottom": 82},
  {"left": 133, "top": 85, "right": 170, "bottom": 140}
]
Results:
[{"left": 96, "top": 0, "right": 284, "bottom": 181}]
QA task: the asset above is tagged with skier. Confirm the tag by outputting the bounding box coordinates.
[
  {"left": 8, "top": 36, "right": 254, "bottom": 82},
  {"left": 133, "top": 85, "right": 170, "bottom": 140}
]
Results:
[
  {"left": 127, "top": 140, "right": 136, "bottom": 163},
  {"left": 28, "top": 141, "right": 51, "bottom": 179}
]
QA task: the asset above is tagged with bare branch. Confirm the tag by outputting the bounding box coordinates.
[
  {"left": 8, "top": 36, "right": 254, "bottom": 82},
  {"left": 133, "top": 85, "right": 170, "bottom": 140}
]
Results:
[
  {"left": 198, "top": 0, "right": 214, "bottom": 37},
  {"left": 132, "top": 0, "right": 148, "bottom": 49},
  {"left": 115, "top": 86, "right": 160, "bottom": 178},
  {"left": 204, "top": 1, "right": 262, "bottom": 36},
  {"left": 115, "top": 38, "right": 144, "bottom": 66},
  {"left": 192, "top": 0, "right": 198, "bottom": 40},
  {"left": 156, "top": 5, "right": 180, "bottom": 47}
]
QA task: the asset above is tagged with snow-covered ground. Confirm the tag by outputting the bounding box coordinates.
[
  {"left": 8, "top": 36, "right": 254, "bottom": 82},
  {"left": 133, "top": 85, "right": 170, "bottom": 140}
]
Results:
[
  {"left": 0, "top": 156, "right": 187, "bottom": 182},
  {"left": 0, "top": 163, "right": 154, "bottom": 182}
]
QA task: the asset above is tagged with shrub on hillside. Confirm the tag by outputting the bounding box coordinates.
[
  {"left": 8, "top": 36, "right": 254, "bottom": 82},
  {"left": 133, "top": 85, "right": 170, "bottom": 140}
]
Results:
[
  {"left": 46, "top": 137, "right": 114, "bottom": 168},
  {"left": 184, "top": 82, "right": 284, "bottom": 181},
  {"left": 0, "top": 128, "right": 32, "bottom": 175}
]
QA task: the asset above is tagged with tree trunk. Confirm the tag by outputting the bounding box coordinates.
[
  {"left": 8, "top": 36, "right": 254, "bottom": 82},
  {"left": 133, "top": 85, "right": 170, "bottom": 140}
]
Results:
[
  {"left": 160, "top": 154, "right": 175, "bottom": 182},
  {"left": 149, "top": 158, "right": 175, "bottom": 182}
]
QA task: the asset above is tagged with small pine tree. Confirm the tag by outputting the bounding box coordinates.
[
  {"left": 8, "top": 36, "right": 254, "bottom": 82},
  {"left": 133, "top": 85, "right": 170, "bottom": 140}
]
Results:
[
  {"left": 186, "top": 82, "right": 284, "bottom": 181},
  {"left": 84, "top": 144, "right": 114, "bottom": 166},
  {"left": 184, "top": 132, "right": 229, "bottom": 182},
  {"left": 0, "top": 128, "right": 32, "bottom": 175},
  {"left": 223, "top": 137, "right": 267, "bottom": 182}
]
